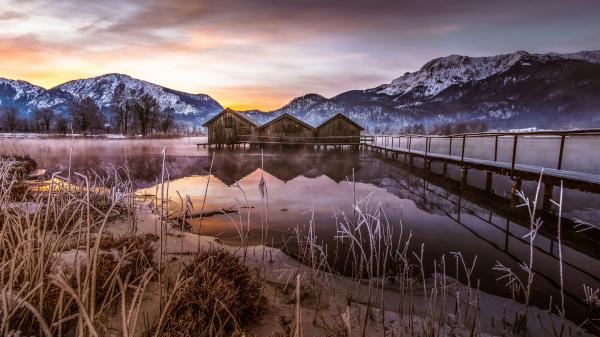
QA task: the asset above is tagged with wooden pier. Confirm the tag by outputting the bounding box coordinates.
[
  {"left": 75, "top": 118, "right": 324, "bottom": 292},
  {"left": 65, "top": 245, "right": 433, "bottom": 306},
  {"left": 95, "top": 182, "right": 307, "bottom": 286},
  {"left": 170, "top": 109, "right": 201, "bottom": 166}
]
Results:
[
  {"left": 197, "top": 129, "right": 600, "bottom": 195},
  {"left": 197, "top": 135, "right": 375, "bottom": 150},
  {"left": 362, "top": 129, "right": 600, "bottom": 195}
]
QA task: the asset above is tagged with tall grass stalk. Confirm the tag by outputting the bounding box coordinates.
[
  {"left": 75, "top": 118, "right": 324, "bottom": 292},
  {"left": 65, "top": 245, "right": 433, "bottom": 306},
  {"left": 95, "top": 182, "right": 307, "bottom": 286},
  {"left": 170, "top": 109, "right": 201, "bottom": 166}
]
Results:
[
  {"left": 197, "top": 151, "right": 215, "bottom": 251},
  {"left": 0, "top": 158, "right": 154, "bottom": 337}
]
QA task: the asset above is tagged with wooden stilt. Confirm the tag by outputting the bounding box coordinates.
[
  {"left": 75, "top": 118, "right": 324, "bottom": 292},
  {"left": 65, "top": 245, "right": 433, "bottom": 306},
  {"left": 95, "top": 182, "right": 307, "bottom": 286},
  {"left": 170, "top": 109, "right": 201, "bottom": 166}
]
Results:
[
  {"left": 485, "top": 171, "right": 493, "bottom": 193},
  {"left": 511, "top": 178, "right": 522, "bottom": 207},
  {"left": 542, "top": 184, "right": 554, "bottom": 212},
  {"left": 460, "top": 167, "right": 469, "bottom": 189}
]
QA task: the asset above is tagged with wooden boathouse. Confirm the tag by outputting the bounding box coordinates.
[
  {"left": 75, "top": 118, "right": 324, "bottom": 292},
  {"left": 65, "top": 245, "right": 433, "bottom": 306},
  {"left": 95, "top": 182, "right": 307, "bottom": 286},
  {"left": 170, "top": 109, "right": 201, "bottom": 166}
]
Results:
[
  {"left": 202, "top": 108, "right": 257, "bottom": 146},
  {"left": 316, "top": 113, "right": 363, "bottom": 143},
  {"left": 258, "top": 113, "right": 314, "bottom": 143},
  {"left": 202, "top": 108, "right": 365, "bottom": 147}
]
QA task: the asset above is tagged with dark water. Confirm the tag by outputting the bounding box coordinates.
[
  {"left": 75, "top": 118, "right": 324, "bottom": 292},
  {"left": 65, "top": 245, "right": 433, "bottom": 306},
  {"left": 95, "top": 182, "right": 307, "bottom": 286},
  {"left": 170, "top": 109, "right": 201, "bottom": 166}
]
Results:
[{"left": 3, "top": 137, "right": 600, "bottom": 324}]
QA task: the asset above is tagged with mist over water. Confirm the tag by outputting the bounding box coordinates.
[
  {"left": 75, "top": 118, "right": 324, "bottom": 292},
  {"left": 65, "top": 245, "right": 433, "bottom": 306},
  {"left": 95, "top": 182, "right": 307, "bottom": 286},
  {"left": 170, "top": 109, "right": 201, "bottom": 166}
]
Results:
[{"left": 2, "top": 136, "right": 599, "bottom": 322}]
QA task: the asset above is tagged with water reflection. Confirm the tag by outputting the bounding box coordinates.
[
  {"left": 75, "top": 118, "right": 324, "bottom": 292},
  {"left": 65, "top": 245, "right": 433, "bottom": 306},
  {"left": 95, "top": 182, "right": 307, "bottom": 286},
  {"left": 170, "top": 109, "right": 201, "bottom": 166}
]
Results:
[
  {"left": 136, "top": 148, "right": 600, "bottom": 323},
  {"left": 3, "top": 138, "right": 599, "bottom": 324}
]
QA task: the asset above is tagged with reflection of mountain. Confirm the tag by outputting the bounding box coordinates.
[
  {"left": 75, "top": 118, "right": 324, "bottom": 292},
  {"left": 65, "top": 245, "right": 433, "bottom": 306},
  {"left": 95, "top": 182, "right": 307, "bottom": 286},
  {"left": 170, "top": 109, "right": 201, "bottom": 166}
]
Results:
[
  {"left": 208, "top": 150, "right": 361, "bottom": 186},
  {"left": 193, "top": 149, "right": 600, "bottom": 323},
  {"left": 40, "top": 154, "right": 211, "bottom": 189}
]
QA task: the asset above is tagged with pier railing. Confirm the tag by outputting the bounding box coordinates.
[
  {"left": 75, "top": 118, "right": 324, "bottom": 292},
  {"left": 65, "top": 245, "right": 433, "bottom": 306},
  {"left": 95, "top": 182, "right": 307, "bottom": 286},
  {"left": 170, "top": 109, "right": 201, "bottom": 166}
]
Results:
[{"left": 367, "top": 129, "right": 600, "bottom": 176}]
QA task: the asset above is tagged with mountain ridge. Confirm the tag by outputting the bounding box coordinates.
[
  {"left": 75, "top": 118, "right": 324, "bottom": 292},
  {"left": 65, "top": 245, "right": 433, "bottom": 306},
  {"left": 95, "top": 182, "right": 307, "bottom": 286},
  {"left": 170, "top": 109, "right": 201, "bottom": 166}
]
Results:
[
  {"left": 0, "top": 74, "right": 223, "bottom": 122},
  {"left": 2, "top": 49, "right": 600, "bottom": 131},
  {"left": 244, "top": 50, "right": 600, "bottom": 130}
]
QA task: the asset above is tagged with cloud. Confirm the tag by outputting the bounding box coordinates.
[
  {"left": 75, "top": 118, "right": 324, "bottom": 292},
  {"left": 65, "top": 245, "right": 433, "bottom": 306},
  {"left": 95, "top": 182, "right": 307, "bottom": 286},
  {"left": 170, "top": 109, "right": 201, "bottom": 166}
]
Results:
[
  {"left": 0, "top": 10, "right": 26, "bottom": 20},
  {"left": 1, "top": 0, "right": 599, "bottom": 110}
]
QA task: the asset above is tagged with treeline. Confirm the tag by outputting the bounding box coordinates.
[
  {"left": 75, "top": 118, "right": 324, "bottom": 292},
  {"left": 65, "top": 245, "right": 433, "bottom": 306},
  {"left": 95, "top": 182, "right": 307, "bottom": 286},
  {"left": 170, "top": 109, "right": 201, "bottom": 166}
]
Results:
[
  {"left": 364, "top": 120, "right": 489, "bottom": 135},
  {"left": 0, "top": 106, "right": 69, "bottom": 134},
  {"left": 0, "top": 84, "right": 187, "bottom": 137},
  {"left": 400, "top": 120, "right": 489, "bottom": 135}
]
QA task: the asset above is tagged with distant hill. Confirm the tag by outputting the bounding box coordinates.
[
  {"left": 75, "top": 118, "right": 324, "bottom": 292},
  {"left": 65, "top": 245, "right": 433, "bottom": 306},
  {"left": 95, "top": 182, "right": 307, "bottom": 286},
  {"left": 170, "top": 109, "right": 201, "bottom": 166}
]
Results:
[{"left": 0, "top": 73, "right": 222, "bottom": 124}]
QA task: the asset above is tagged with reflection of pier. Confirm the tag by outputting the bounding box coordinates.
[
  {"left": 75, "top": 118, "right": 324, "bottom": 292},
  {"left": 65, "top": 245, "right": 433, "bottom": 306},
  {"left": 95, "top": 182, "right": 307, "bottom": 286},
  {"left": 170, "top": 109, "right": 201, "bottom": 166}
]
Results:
[
  {"left": 202, "top": 147, "right": 598, "bottom": 318},
  {"left": 365, "top": 149, "right": 600, "bottom": 262},
  {"left": 364, "top": 158, "right": 600, "bottom": 311},
  {"left": 204, "top": 148, "right": 599, "bottom": 266},
  {"left": 403, "top": 169, "right": 598, "bottom": 280}
]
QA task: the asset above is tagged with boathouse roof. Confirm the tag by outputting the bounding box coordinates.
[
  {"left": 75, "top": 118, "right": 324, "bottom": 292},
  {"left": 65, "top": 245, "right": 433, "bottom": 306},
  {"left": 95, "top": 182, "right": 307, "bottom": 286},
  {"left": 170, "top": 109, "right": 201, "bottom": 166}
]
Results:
[
  {"left": 202, "top": 108, "right": 259, "bottom": 127},
  {"left": 317, "top": 113, "right": 364, "bottom": 131},
  {"left": 203, "top": 108, "right": 363, "bottom": 130},
  {"left": 257, "top": 113, "right": 315, "bottom": 130}
]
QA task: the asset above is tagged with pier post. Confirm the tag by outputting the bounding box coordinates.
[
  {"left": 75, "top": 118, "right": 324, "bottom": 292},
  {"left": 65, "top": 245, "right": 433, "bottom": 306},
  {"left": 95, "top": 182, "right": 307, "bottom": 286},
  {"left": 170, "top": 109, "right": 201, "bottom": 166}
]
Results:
[
  {"left": 461, "top": 135, "right": 466, "bottom": 163},
  {"left": 542, "top": 184, "right": 554, "bottom": 212},
  {"left": 460, "top": 167, "right": 468, "bottom": 189},
  {"left": 511, "top": 178, "right": 522, "bottom": 207},
  {"left": 485, "top": 171, "right": 493, "bottom": 193},
  {"left": 557, "top": 135, "right": 566, "bottom": 170},
  {"left": 494, "top": 135, "right": 499, "bottom": 161},
  {"left": 511, "top": 135, "right": 518, "bottom": 176}
]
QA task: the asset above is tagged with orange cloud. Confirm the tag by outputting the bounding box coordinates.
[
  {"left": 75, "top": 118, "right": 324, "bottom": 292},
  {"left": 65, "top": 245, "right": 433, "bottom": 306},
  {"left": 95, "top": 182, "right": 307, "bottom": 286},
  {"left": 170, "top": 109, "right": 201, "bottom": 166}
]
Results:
[{"left": 206, "top": 85, "right": 298, "bottom": 111}]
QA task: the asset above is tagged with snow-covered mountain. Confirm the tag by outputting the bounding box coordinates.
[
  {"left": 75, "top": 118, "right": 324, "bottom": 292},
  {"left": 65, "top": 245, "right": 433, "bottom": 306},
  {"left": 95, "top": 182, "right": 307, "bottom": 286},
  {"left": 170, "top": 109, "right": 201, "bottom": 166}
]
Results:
[
  {"left": 2, "top": 50, "right": 600, "bottom": 131},
  {"left": 250, "top": 50, "right": 600, "bottom": 130},
  {"left": 52, "top": 74, "right": 221, "bottom": 117},
  {"left": 376, "top": 50, "right": 600, "bottom": 98},
  {"left": 0, "top": 73, "right": 222, "bottom": 122},
  {"left": 0, "top": 78, "right": 47, "bottom": 117}
]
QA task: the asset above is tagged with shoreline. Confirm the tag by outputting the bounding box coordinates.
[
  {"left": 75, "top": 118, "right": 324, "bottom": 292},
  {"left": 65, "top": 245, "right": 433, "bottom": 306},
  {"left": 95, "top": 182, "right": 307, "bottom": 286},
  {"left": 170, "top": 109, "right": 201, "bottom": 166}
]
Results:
[{"left": 106, "top": 204, "right": 595, "bottom": 337}]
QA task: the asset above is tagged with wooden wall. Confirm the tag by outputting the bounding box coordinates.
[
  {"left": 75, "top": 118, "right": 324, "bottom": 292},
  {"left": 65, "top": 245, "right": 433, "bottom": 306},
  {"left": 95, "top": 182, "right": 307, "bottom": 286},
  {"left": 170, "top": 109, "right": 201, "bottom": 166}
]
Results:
[
  {"left": 259, "top": 115, "right": 313, "bottom": 142},
  {"left": 316, "top": 116, "right": 362, "bottom": 143},
  {"left": 206, "top": 111, "right": 257, "bottom": 144}
]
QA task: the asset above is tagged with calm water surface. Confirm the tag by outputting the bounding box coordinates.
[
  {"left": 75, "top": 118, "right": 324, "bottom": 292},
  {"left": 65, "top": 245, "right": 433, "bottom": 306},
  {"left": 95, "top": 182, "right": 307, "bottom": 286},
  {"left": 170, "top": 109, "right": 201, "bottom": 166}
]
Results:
[{"left": 3, "top": 136, "right": 600, "bottom": 323}]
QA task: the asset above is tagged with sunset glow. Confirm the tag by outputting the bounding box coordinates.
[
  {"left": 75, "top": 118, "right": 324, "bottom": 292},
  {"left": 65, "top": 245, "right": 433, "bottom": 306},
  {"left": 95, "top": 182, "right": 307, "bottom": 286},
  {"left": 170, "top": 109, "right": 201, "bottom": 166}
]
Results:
[{"left": 1, "top": 0, "right": 599, "bottom": 110}]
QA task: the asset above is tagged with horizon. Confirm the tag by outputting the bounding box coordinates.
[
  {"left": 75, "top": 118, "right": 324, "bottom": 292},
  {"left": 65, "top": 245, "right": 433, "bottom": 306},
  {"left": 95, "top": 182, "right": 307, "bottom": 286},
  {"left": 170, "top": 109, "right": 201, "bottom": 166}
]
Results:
[{"left": 1, "top": 0, "right": 600, "bottom": 110}]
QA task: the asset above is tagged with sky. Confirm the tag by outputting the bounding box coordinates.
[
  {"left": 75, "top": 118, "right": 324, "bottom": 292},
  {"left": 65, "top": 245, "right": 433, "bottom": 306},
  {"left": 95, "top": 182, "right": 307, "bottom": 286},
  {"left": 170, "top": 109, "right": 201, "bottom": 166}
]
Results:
[{"left": 1, "top": 0, "right": 599, "bottom": 110}]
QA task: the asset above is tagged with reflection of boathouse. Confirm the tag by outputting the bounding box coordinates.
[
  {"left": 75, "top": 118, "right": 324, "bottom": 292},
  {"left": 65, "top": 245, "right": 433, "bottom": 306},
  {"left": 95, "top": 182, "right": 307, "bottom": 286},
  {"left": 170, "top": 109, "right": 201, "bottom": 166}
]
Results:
[
  {"left": 203, "top": 108, "right": 364, "bottom": 146},
  {"left": 208, "top": 150, "right": 361, "bottom": 186}
]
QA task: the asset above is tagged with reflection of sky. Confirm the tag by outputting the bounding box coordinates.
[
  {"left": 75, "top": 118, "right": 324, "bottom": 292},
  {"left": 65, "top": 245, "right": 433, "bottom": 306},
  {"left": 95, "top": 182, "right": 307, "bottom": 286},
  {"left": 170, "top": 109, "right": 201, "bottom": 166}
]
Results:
[
  {"left": 1, "top": 0, "right": 599, "bottom": 110},
  {"left": 1, "top": 135, "right": 598, "bottom": 319},
  {"left": 139, "top": 163, "right": 600, "bottom": 323}
]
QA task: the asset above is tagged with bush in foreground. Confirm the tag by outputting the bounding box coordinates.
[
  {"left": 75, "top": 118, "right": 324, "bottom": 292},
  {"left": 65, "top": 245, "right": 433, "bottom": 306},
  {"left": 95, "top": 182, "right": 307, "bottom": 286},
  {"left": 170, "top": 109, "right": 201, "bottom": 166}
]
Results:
[{"left": 151, "top": 248, "right": 265, "bottom": 337}]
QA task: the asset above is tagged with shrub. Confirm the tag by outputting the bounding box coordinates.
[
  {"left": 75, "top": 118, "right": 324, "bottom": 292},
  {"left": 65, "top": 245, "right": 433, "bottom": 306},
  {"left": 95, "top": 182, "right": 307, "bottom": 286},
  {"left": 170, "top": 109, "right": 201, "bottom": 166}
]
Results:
[{"left": 152, "top": 248, "right": 265, "bottom": 337}]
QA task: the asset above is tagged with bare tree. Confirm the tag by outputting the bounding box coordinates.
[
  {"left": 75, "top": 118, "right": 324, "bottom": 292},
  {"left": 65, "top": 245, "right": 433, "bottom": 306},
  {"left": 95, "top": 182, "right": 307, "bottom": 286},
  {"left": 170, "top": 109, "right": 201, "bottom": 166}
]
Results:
[
  {"left": 54, "top": 116, "right": 69, "bottom": 135},
  {"left": 32, "top": 108, "right": 55, "bottom": 132},
  {"left": 111, "top": 83, "right": 130, "bottom": 135},
  {"left": 1, "top": 107, "right": 19, "bottom": 132},
  {"left": 130, "top": 93, "right": 159, "bottom": 137},
  {"left": 158, "top": 107, "right": 176, "bottom": 134},
  {"left": 70, "top": 97, "right": 104, "bottom": 135}
]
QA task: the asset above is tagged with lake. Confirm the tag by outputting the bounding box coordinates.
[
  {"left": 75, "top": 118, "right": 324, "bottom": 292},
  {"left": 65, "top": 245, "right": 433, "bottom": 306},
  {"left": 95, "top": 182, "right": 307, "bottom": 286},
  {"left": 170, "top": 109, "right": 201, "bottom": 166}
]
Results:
[{"left": 2, "top": 136, "right": 599, "bottom": 322}]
